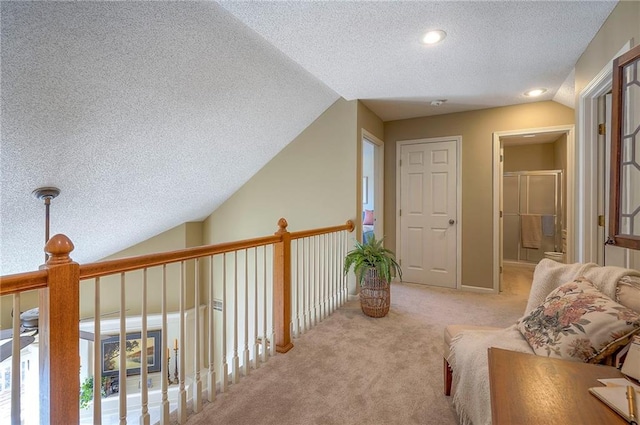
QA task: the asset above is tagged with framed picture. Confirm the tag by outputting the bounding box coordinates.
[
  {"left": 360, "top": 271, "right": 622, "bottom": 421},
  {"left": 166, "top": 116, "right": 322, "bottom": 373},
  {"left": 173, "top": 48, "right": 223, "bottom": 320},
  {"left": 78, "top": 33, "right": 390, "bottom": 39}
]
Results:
[{"left": 101, "top": 330, "right": 162, "bottom": 378}]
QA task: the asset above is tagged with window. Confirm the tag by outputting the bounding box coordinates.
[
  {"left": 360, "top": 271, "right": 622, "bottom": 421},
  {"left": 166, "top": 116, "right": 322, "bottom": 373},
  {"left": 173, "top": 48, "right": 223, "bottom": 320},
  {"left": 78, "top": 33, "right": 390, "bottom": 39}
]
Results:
[{"left": 609, "top": 44, "right": 640, "bottom": 250}]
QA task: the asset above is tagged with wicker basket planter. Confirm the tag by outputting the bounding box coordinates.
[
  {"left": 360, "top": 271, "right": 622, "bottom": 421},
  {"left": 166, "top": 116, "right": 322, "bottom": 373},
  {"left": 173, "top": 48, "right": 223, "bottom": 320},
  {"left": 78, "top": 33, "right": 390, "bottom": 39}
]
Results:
[
  {"left": 343, "top": 235, "right": 401, "bottom": 319},
  {"left": 360, "top": 269, "right": 390, "bottom": 318}
]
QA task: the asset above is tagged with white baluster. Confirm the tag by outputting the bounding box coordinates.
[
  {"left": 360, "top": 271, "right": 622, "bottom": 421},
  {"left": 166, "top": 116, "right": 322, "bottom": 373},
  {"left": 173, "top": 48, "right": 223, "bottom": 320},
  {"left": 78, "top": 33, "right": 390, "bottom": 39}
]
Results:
[
  {"left": 336, "top": 232, "right": 341, "bottom": 306},
  {"left": 327, "top": 233, "right": 332, "bottom": 314},
  {"left": 119, "top": 273, "right": 127, "bottom": 425},
  {"left": 317, "top": 235, "right": 321, "bottom": 324},
  {"left": 161, "top": 266, "right": 170, "bottom": 424},
  {"left": 207, "top": 256, "right": 216, "bottom": 402},
  {"left": 243, "top": 250, "right": 250, "bottom": 377},
  {"left": 269, "top": 245, "right": 276, "bottom": 358},
  {"left": 339, "top": 231, "right": 344, "bottom": 305},
  {"left": 319, "top": 235, "right": 324, "bottom": 322},
  {"left": 11, "top": 293, "right": 20, "bottom": 425},
  {"left": 221, "top": 254, "right": 228, "bottom": 393},
  {"left": 295, "top": 240, "right": 301, "bottom": 337},
  {"left": 262, "top": 247, "right": 268, "bottom": 363},
  {"left": 193, "top": 258, "right": 202, "bottom": 412},
  {"left": 315, "top": 236, "right": 319, "bottom": 325},
  {"left": 232, "top": 253, "right": 240, "bottom": 384},
  {"left": 289, "top": 241, "right": 296, "bottom": 339},
  {"left": 178, "top": 263, "right": 187, "bottom": 424},
  {"left": 269, "top": 245, "right": 276, "bottom": 357},
  {"left": 93, "top": 277, "right": 102, "bottom": 425},
  {"left": 140, "top": 269, "right": 150, "bottom": 425},
  {"left": 305, "top": 237, "right": 310, "bottom": 331},
  {"left": 343, "top": 230, "right": 348, "bottom": 304},
  {"left": 253, "top": 248, "right": 260, "bottom": 369},
  {"left": 330, "top": 232, "right": 335, "bottom": 313},
  {"left": 310, "top": 236, "right": 316, "bottom": 327},
  {"left": 325, "top": 235, "right": 329, "bottom": 318},
  {"left": 324, "top": 234, "right": 329, "bottom": 318},
  {"left": 300, "top": 238, "right": 307, "bottom": 335}
]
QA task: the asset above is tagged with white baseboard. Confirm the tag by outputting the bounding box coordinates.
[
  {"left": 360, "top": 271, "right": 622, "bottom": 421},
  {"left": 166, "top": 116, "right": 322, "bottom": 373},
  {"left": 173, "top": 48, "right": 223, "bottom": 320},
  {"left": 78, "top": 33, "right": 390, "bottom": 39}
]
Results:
[{"left": 459, "top": 284, "right": 495, "bottom": 294}]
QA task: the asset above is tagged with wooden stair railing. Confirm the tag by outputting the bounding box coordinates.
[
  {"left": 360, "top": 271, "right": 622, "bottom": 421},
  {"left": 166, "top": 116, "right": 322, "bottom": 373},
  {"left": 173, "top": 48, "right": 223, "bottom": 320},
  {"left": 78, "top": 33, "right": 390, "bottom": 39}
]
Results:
[{"left": 0, "top": 218, "right": 354, "bottom": 425}]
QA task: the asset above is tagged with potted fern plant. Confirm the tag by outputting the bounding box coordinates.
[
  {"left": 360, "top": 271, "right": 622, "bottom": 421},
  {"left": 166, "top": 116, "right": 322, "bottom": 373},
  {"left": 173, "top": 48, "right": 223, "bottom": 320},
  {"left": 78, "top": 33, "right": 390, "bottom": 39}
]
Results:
[{"left": 344, "top": 235, "right": 402, "bottom": 317}]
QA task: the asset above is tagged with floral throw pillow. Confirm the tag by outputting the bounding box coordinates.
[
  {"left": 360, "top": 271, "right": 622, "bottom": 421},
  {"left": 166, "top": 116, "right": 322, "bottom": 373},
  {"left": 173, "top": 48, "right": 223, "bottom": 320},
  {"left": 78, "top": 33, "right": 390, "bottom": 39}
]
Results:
[{"left": 516, "top": 277, "right": 640, "bottom": 363}]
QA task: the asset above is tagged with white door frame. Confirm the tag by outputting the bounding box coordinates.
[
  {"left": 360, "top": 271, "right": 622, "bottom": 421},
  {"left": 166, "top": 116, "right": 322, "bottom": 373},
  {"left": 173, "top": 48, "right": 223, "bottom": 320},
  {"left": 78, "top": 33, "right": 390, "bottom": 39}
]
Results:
[
  {"left": 362, "top": 129, "right": 384, "bottom": 241},
  {"left": 395, "top": 136, "right": 462, "bottom": 289},
  {"left": 492, "top": 125, "right": 575, "bottom": 293},
  {"left": 576, "top": 41, "right": 631, "bottom": 264}
]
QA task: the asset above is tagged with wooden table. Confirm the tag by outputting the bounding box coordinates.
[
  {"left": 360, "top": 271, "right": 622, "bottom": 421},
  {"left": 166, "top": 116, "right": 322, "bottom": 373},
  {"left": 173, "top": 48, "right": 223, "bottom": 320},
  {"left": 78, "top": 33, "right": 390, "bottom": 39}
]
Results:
[{"left": 488, "top": 347, "right": 627, "bottom": 425}]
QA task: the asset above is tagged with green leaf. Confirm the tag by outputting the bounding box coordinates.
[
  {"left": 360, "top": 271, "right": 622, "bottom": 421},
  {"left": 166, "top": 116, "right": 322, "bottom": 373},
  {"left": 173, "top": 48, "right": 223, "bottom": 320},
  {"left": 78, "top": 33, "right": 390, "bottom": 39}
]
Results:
[{"left": 343, "top": 235, "right": 402, "bottom": 285}]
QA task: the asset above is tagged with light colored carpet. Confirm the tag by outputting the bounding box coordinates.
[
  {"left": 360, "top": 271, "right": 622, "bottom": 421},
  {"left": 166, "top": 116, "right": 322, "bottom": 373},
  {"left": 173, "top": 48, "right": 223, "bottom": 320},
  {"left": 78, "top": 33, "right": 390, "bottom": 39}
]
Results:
[{"left": 184, "top": 266, "right": 531, "bottom": 425}]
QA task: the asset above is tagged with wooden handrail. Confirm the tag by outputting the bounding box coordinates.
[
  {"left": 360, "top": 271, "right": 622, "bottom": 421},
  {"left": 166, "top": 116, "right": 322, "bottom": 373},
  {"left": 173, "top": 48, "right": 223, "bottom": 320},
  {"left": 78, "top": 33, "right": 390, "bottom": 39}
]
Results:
[
  {"left": 0, "top": 269, "right": 48, "bottom": 296},
  {"left": 0, "top": 218, "right": 354, "bottom": 425},
  {"left": 290, "top": 220, "right": 355, "bottom": 240},
  {"left": 79, "top": 234, "right": 281, "bottom": 279}
]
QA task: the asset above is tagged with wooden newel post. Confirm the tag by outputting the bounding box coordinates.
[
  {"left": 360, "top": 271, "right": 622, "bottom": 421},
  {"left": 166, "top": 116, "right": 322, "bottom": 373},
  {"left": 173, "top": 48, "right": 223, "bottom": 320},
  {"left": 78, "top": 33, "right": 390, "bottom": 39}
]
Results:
[
  {"left": 273, "top": 218, "right": 293, "bottom": 353},
  {"left": 39, "top": 234, "right": 80, "bottom": 425}
]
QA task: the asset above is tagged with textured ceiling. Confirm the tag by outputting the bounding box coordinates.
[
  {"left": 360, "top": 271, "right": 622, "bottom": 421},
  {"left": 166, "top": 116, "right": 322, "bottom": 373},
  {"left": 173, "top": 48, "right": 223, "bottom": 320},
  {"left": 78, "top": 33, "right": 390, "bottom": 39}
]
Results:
[
  {"left": 220, "top": 0, "right": 617, "bottom": 120},
  {"left": 0, "top": 2, "right": 338, "bottom": 274},
  {"left": 0, "top": 1, "right": 618, "bottom": 275}
]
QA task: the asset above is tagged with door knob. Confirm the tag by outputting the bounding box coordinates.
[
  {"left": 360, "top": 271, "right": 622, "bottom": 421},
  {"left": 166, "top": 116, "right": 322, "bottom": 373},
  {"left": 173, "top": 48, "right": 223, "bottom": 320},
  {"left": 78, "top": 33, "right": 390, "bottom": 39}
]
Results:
[{"left": 449, "top": 219, "right": 455, "bottom": 225}]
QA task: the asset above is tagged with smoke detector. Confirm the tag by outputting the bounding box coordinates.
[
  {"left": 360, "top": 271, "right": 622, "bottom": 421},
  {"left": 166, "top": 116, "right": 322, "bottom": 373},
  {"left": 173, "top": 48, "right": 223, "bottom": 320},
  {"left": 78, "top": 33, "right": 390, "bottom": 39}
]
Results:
[{"left": 430, "top": 99, "right": 447, "bottom": 107}]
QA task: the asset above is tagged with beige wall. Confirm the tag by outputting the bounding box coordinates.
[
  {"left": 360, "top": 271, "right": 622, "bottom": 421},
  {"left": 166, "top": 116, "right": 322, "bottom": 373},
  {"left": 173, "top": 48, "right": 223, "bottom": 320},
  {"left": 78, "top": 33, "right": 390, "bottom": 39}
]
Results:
[
  {"left": 203, "top": 97, "right": 358, "bottom": 245},
  {"left": 575, "top": 1, "right": 639, "bottom": 97},
  {"left": 384, "top": 101, "right": 574, "bottom": 289},
  {"left": 503, "top": 143, "right": 555, "bottom": 172},
  {"left": 1, "top": 222, "right": 203, "bottom": 329},
  {"left": 78, "top": 222, "right": 203, "bottom": 320}
]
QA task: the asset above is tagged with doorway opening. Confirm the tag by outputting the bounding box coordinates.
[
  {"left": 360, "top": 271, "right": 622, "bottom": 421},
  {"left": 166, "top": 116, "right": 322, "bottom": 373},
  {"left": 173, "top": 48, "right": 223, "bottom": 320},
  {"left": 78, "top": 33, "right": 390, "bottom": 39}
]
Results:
[
  {"left": 493, "top": 125, "right": 575, "bottom": 292},
  {"left": 361, "top": 130, "right": 384, "bottom": 244},
  {"left": 578, "top": 40, "right": 638, "bottom": 269}
]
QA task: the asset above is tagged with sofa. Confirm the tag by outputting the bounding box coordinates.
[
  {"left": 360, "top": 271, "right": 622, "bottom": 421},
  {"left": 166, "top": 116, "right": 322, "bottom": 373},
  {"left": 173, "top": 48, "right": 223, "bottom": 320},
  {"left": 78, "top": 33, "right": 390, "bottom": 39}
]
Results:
[{"left": 443, "top": 259, "right": 640, "bottom": 425}]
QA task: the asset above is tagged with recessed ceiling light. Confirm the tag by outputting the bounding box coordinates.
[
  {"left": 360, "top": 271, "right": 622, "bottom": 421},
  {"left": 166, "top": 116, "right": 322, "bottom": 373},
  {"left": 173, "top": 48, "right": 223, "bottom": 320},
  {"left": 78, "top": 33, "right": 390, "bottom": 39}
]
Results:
[
  {"left": 524, "top": 88, "right": 547, "bottom": 97},
  {"left": 421, "top": 30, "right": 446, "bottom": 45}
]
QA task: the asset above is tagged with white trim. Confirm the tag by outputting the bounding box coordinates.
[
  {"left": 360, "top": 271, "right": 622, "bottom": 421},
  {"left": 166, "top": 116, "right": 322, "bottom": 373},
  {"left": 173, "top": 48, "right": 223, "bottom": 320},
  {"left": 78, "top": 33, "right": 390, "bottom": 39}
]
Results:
[
  {"left": 395, "top": 136, "right": 462, "bottom": 289},
  {"left": 576, "top": 40, "right": 631, "bottom": 264},
  {"left": 362, "top": 129, "right": 384, "bottom": 241},
  {"left": 492, "top": 125, "right": 575, "bottom": 293},
  {"left": 459, "top": 284, "right": 495, "bottom": 294}
]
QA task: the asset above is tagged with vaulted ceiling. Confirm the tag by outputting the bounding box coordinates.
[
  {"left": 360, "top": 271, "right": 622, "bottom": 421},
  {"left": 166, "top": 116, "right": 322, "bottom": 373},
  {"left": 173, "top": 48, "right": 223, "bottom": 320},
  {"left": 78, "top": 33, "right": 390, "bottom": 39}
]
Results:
[{"left": 0, "top": 1, "right": 617, "bottom": 275}]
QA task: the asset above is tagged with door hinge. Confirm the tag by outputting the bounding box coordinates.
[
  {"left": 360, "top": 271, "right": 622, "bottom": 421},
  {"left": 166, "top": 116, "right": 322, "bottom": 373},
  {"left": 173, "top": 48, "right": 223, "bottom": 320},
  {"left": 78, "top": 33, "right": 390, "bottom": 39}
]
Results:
[
  {"left": 500, "top": 266, "right": 503, "bottom": 274},
  {"left": 212, "top": 299, "right": 223, "bottom": 312},
  {"left": 598, "top": 215, "right": 605, "bottom": 227},
  {"left": 399, "top": 209, "right": 402, "bottom": 216},
  {"left": 500, "top": 154, "right": 504, "bottom": 162},
  {"left": 500, "top": 211, "right": 503, "bottom": 218},
  {"left": 399, "top": 159, "right": 402, "bottom": 167},
  {"left": 399, "top": 258, "right": 402, "bottom": 266},
  {"left": 598, "top": 123, "right": 606, "bottom": 135}
]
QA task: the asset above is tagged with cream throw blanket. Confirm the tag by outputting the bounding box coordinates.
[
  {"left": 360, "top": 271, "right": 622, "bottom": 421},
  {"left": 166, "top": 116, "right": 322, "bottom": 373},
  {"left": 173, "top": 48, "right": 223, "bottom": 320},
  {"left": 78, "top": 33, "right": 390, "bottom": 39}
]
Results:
[{"left": 449, "top": 259, "right": 640, "bottom": 425}]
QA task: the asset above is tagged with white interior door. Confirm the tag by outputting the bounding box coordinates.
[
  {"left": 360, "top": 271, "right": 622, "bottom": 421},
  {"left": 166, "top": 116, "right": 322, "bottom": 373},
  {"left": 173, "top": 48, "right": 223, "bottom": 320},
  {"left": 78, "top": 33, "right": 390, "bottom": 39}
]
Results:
[{"left": 399, "top": 140, "right": 457, "bottom": 287}]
